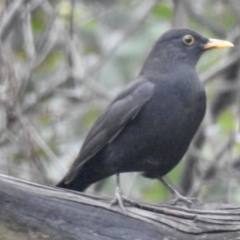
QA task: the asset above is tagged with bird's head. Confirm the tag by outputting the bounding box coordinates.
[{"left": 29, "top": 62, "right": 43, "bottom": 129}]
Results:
[{"left": 140, "top": 28, "right": 233, "bottom": 76}]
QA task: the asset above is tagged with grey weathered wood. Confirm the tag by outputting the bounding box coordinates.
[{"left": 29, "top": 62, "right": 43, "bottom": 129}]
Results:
[{"left": 0, "top": 174, "right": 240, "bottom": 240}]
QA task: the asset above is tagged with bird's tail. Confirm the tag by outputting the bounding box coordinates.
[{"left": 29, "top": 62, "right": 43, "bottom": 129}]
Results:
[
  {"left": 56, "top": 164, "right": 111, "bottom": 192},
  {"left": 56, "top": 174, "right": 90, "bottom": 192}
]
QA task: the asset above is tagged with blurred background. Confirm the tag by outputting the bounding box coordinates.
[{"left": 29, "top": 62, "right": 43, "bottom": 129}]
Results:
[{"left": 0, "top": 0, "right": 240, "bottom": 203}]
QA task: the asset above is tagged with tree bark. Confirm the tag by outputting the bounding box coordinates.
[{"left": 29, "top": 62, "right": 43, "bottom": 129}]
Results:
[{"left": 0, "top": 174, "right": 240, "bottom": 240}]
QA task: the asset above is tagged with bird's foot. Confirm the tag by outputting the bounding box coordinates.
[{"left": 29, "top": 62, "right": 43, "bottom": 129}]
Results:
[
  {"left": 158, "top": 177, "right": 200, "bottom": 206},
  {"left": 170, "top": 192, "right": 200, "bottom": 206},
  {"left": 109, "top": 187, "right": 140, "bottom": 213},
  {"left": 110, "top": 186, "right": 126, "bottom": 213}
]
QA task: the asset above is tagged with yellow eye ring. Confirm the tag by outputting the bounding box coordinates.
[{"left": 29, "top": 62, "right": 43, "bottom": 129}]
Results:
[{"left": 182, "top": 35, "right": 194, "bottom": 45}]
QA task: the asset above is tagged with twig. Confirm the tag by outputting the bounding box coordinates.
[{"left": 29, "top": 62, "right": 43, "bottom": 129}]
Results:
[
  {"left": 16, "top": 111, "right": 64, "bottom": 174},
  {"left": 0, "top": 0, "right": 24, "bottom": 41},
  {"left": 182, "top": 0, "right": 227, "bottom": 37},
  {"left": 202, "top": 52, "right": 240, "bottom": 85},
  {"left": 22, "top": 68, "right": 69, "bottom": 113},
  {"left": 22, "top": 3, "right": 35, "bottom": 61}
]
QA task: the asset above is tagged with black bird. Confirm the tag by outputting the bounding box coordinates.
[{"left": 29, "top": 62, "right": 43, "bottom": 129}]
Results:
[{"left": 57, "top": 29, "right": 233, "bottom": 203}]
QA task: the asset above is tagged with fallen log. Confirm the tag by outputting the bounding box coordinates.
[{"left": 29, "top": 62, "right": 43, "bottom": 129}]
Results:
[{"left": 0, "top": 173, "right": 239, "bottom": 240}]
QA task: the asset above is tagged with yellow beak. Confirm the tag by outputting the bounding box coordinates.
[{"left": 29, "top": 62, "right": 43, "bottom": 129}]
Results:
[{"left": 203, "top": 38, "right": 234, "bottom": 49}]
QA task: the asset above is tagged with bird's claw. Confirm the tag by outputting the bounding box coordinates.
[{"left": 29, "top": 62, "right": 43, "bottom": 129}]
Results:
[
  {"left": 109, "top": 186, "right": 141, "bottom": 213},
  {"left": 109, "top": 186, "right": 126, "bottom": 213},
  {"left": 170, "top": 193, "right": 200, "bottom": 206}
]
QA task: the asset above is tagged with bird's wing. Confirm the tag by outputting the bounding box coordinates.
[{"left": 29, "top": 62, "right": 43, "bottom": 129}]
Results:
[{"left": 64, "top": 78, "right": 155, "bottom": 183}]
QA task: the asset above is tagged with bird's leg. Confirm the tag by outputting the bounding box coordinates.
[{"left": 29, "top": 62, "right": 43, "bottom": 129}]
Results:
[
  {"left": 158, "top": 177, "right": 199, "bottom": 205},
  {"left": 110, "top": 174, "right": 141, "bottom": 213},
  {"left": 110, "top": 174, "right": 126, "bottom": 213}
]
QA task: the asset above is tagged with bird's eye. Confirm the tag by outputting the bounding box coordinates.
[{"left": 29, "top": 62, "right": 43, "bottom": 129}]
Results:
[{"left": 182, "top": 35, "right": 194, "bottom": 45}]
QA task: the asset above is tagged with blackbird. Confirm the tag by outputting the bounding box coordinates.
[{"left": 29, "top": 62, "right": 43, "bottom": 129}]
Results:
[{"left": 57, "top": 29, "right": 233, "bottom": 203}]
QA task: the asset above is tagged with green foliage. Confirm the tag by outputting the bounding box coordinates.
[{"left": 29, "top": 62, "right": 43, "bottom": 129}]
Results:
[
  {"left": 142, "top": 181, "right": 169, "bottom": 202},
  {"left": 82, "top": 107, "right": 101, "bottom": 129},
  {"left": 31, "top": 8, "right": 49, "bottom": 33},
  {"left": 217, "top": 108, "right": 235, "bottom": 133},
  {"left": 35, "top": 52, "right": 64, "bottom": 74},
  {"left": 152, "top": 2, "right": 172, "bottom": 19}
]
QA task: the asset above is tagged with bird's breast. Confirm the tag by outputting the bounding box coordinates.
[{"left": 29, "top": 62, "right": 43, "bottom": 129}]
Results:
[{"left": 142, "top": 74, "right": 206, "bottom": 152}]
